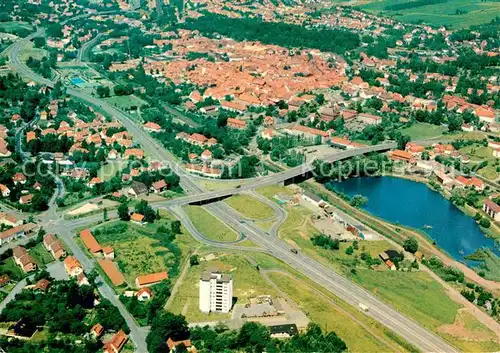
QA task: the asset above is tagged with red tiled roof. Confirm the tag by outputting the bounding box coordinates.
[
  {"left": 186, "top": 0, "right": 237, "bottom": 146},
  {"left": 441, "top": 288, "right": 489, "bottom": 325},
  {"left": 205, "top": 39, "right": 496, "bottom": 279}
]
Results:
[
  {"left": 135, "top": 272, "right": 168, "bottom": 286},
  {"left": 98, "top": 258, "right": 125, "bottom": 286},
  {"left": 79, "top": 229, "right": 102, "bottom": 253}
]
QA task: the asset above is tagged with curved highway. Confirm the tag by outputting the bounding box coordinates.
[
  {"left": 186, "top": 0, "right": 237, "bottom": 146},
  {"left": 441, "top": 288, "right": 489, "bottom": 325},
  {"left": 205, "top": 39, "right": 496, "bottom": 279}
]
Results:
[{"left": 8, "top": 23, "right": 459, "bottom": 353}]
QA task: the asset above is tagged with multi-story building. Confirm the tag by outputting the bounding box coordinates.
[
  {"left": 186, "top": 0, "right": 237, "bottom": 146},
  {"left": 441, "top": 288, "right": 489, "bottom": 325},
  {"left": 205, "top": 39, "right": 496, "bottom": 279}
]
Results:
[{"left": 199, "top": 271, "right": 233, "bottom": 314}]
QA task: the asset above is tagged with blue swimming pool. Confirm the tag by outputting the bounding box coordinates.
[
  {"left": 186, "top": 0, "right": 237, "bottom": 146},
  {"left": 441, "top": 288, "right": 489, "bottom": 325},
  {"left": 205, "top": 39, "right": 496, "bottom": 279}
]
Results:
[{"left": 71, "top": 77, "right": 85, "bottom": 85}]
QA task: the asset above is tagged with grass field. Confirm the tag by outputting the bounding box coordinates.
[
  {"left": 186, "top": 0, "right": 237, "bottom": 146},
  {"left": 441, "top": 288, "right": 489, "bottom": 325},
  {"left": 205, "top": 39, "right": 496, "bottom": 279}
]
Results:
[
  {"left": 19, "top": 41, "right": 48, "bottom": 62},
  {"left": 400, "top": 123, "right": 447, "bottom": 140},
  {"left": 104, "top": 95, "right": 147, "bottom": 111},
  {"left": 93, "top": 222, "right": 169, "bottom": 286},
  {"left": 0, "top": 258, "right": 24, "bottom": 280},
  {"left": 184, "top": 206, "right": 239, "bottom": 242},
  {"left": 358, "top": 0, "right": 500, "bottom": 28},
  {"left": 354, "top": 270, "right": 460, "bottom": 329},
  {"left": 30, "top": 243, "right": 54, "bottom": 266},
  {"left": 256, "top": 184, "right": 294, "bottom": 201},
  {"left": 268, "top": 272, "right": 401, "bottom": 352},
  {"left": 167, "top": 253, "right": 278, "bottom": 322},
  {"left": 459, "top": 144, "right": 499, "bottom": 180},
  {"left": 0, "top": 22, "right": 32, "bottom": 36},
  {"left": 226, "top": 194, "right": 274, "bottom": 220}
]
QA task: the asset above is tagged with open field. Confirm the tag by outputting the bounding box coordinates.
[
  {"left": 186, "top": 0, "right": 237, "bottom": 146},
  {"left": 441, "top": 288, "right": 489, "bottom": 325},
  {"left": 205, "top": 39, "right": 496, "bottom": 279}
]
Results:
[
  {"left": 268, "top": 272, "right": 402, "bottom": 352},
  {"left": 93, "top": 222, "right": 168, "bottom": 286},
  {"left": 256, "top": 184, "right": 294, "bottom": 201},
  {"left": 437, "top": 309, "right": 500, "bottom": 352},
  {"left": 104, "top": 95, "right": 147, "bottom": 111},
  {"left": 226, "top": 194, "right": 275, "bottom": 220},
  {"left": 184, "top": 206, "right": 239, "bottom": 242},
  {"left": 358, "top": 0, "right": 500, "bottom": 28},
  {"left": 246, "top": 252, "right": 419, "bottom": 352},
  {"left": 400, "top": 123, "right": 447, "bottom": 140},
  {"left": 88, "top": 210, "right": 201, "bottom": 288},
  {"left": 167, "top": 253, "right": 278, "bottom": 322},
  {"left": 354, "top": 269, "right": 460, "bottom": 330},
  {"left": 0, "top": 22, "right": 32, "bottom": 36},
  {"left": 19, "top": 41, "right": 48, "bottom": 62}
]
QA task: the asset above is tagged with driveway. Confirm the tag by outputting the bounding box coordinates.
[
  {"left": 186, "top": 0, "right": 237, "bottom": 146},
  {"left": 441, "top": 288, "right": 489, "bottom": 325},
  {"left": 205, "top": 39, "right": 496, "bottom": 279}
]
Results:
[{"left": 46, "top": 261, "right": 68, "bottom": 281}]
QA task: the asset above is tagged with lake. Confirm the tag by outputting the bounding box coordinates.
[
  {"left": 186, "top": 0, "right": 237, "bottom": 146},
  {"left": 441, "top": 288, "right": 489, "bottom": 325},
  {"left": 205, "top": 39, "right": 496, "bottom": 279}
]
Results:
[{"left": 329, "top": 176, "right": 499, "bottom": 262}]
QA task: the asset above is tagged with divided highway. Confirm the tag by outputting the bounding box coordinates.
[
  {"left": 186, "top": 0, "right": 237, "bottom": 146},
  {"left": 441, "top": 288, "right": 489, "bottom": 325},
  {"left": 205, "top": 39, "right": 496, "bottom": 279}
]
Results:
[{"left": 7, "top": 24, "right": 459, "bottom": 353}]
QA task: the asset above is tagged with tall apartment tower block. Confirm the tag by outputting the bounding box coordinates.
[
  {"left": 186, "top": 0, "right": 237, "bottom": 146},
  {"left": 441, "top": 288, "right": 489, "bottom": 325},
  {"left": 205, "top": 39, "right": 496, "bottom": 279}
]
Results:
[{"left": 199, "top": 271, "right": 233, "bottom": 313}]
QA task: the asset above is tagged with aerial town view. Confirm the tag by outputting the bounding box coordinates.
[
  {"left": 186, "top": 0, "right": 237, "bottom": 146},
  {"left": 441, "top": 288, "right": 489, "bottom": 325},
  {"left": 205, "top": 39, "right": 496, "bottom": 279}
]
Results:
[{"left": 0, "top": 0, "right": 498, "bottom": 352}]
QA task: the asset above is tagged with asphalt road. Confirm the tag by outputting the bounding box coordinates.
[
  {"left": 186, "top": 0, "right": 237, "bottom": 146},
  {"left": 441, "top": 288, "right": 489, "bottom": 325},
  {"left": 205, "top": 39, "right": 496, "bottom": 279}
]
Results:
[{"left": 7, "top": 22, "right": 460, "bottom": 353}]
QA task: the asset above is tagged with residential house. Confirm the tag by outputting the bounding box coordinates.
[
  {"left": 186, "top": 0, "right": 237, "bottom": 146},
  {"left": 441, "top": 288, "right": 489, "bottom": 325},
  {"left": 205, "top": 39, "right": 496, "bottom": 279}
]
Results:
[
  {"left": 150, "top": 179, "right": 167, "bottom": 193},
  {"left": 166, "top": 337, "right": 194, "bottom": 353},
  {"left": 201, "top": 150, "right": 212, "bottom": 162},
  {"left": 0, "top": 213, "right": 21, "bottom": 227},
  {"left": 19, "top": 194, "right": 33, "bottom": 205},
  {"left": 128, "top": 181, "right": 148, "bottom": 198},
  {"left": 137, "top": 287, "right": 153, "bottom": 301},
  {"left": 144, "top": 121, "right": 162, "bottom": 132},
  {"left": 0, "top": 184, "right": 10, "bottom": 197},
  {"left": 87, "top": 177, "right": 102, "bottom": 188},
  {"left": 103, "top": 330, "right": 128, "bottom": 353},
  {"left": 123, "top": 148, "right": 144, "bottom": 160},
  {"left": 77, "top": 273, "right": 90, "bottom": 286},
  {"left": 13, "top": 173, "right": 26, "bottom": 185},
  {"left": 483, "top": 199, "right": 500, "bottom": 222},
  {"left": 0, "top": 225, "right": 26, "bottom": 246},
  {"left": 64, "top": 256, "right": 83, "bottom": 277},
  {"left": 91, "top": 323, "right": 104, "bottom": 339},
  {"left": 130, "top": 213, "right": 145, "bottom": 225},
  {"left": 356, "top": 113, "right": 382, "bottom": 125},
  {"left": 227, "top": 118, "right": 247, "bottom": 129},
  {"left": 103, "top": 246, "right": 115, "bottom": 259},
  {"left": 43, "top": 234, "right": 66, "bottom": 260},
  {"left": 13, "top": 246, "right": 37, "bottom": 272}
]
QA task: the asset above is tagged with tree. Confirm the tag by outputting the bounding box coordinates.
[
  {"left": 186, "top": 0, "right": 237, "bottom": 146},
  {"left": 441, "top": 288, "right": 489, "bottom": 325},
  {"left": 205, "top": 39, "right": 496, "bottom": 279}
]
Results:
[
  {"left": 118, "top": 203, "right": 130, "bottom": 221},
  {"left": 345, "top": 246, "right": 354, "bottom": 255},
  {"left": 403, "top": 237, "right": 419, "bottom": 254},
  {"left": 33, "top": 37, "right": 46, "bottom": 48},
  {"left": 171, "top": 220, "right": 181, "bottom": 234},
  {"left": 397, "top": 134, "right": 411, "bottom": 150},
  {"left": 190, "top": 255, "right": 199, "bottom": 266},
  {"left": 147, "top": 312, "right": 189, "bottom": 353},
  {"left": 350, "top": 195, "right": 368, "bottom": 208},
  {"left": 103, "top": 208, "right": 108, "bottom": 221},
  {"left": 479, "top": 218, "right": 491, "bottom": 228},
  {"left": 96, "top": 85, "right": 111, "bottom": 98}
]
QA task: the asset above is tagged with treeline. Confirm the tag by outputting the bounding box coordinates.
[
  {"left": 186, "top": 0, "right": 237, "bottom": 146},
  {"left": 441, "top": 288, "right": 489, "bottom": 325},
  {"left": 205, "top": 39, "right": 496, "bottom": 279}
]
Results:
[
  {"left": 384, "top": 0, "right": 447, "bottom": 11},
  {"left": 181, "top": 12, "right": 360, "bottom": 54},
  {"left": 147, "top": 311, "right": 347, "bottom": 353}
]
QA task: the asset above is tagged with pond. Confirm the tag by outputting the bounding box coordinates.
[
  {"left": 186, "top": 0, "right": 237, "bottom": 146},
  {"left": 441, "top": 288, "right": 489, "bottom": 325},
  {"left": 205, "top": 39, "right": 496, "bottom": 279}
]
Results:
[{"left": 329, "top": 176, "right": 499, "bottom": 262}]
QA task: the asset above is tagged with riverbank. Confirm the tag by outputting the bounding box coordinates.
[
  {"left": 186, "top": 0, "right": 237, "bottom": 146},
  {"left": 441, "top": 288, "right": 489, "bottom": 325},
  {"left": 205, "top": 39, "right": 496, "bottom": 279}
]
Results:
[
  {"left": 301, "top": 180, "right": 500, "bottom": 296},
  {"left": 391, "top": 171, "right": 500, "bottom": 240}
]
